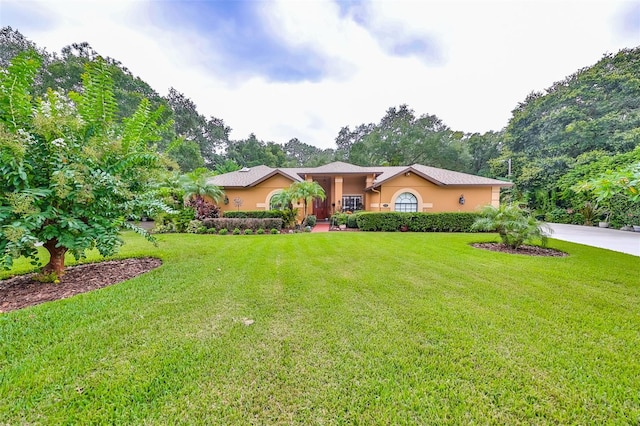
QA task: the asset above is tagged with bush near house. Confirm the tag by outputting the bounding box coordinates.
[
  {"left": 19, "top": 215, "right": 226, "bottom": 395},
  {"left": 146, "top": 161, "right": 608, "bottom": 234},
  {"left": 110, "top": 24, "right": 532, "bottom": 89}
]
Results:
[
  {"left": 223, "top": 210, "right": 288, "bottom": 219},
  {"left": 202, "top": 218, "right": 284, "bottom": 232},
  {"left": 355, "top": 212, "right": 481, "bottom": 232}
]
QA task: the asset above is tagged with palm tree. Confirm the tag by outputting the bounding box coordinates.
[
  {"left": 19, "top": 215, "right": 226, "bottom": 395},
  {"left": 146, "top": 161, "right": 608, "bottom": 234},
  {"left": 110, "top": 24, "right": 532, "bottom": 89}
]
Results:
[
  {"left": 270, "top": 189, "right": 295, "bottom": 211},
  {"left": 471, "top": 203, "right": 551, "bottom": 249},
  {"left": 289, "top": 181, "right": 326, "bottom": 222},
  {"left": 179, "top": 167, "right": 224, "bottom": 203}
]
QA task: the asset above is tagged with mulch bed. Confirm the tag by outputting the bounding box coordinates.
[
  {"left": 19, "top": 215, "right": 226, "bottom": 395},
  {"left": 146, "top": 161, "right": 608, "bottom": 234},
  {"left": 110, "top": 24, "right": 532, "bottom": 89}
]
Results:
[
  {"left": 0, "top": 257, "right": 162, "bottom": 313},
  {"left": 472, "top": 243, "right": 567, "bottom": 257}
]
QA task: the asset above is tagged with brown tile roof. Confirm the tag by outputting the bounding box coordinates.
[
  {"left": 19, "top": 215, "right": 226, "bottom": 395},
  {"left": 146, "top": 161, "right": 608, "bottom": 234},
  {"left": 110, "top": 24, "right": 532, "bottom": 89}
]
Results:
[{"left": 208, "top": 162, "right": 513, "bottom": 188}]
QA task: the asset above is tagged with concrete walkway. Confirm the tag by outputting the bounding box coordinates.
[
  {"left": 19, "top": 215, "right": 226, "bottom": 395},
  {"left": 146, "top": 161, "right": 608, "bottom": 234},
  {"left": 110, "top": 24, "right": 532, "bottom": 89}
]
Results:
[{"left": 547, "top": 223, "right": 640, "bottom": 257}]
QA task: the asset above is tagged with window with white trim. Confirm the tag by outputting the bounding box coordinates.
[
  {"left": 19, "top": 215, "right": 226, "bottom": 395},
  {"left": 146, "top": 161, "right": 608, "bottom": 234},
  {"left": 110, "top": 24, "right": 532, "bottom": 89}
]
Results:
[
  {"left": 394, "top": 192, "right": 418, "bottom": 212},
  {"left": 342, "top": 195, "right": 362, "bottom": 211}
]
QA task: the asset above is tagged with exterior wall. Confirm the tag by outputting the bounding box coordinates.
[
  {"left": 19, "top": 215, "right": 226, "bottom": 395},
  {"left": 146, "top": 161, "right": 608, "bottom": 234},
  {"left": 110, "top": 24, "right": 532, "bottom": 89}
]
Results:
[
  {"left": 367, "top": 173, "right": 497, "bottom": 213},
  {"left": 216, "top": 174, "right": 296, "bottom": 214},
  {"left": 342, "top": 176, "right": 366, "bottom": 195}
]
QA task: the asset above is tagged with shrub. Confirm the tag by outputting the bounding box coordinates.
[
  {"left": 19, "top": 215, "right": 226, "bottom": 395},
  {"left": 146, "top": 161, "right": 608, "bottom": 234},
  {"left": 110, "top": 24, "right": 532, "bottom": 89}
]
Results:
[
  {"left": 232, "top": 228, "right": 241, "bottom": 235},
  {"left": 223, "top": 210, "right": 286, "bottom": 219},
  {"left": 207, "top": 228, "right": 217, "bottom": 234},
  {"left": 256, "top": 228, "right": 265, "bottom": 235},
  {"left": 184, "top": 198, "right": 220, "bottom": 220},
  {"left": 270, "top": 228, "right": 279, "bottom": 234},
  {"left": 155, "top": 207, "right": 195, "bottom": 233},
  {"left": 331, "top": 213, "right": 348, "bottom": 226},
  {"left": 218, "top": 228, "right": 228, "bottom": 235},
  {"left": 244, "top": 229, "right": 253, "bottom": 235},
  {"left": 202, "top": 218, "right": 284, "bottom": 232},
  {"left": 355, "top": 212, "right": 480, "bottom": 232},
  {"left": 472, "top": 203, "right": 550, "bottom": 249},
  {"left": 305, "top": 215, "right": 317, "bottom": 227},
  {"left": 153, "top": 222, "right": 176, "bottom": 234},
  {"left": 346, "top": 213, "right": 359, "bottom": 228},
  {"left": 185, "top": 220, "right": 204, "bottom": 234}
]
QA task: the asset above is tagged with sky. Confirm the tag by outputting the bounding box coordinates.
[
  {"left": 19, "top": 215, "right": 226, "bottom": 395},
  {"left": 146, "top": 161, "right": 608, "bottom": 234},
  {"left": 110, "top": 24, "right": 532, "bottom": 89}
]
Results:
[{"left": 2, "top": 0, "right": 639, "bottom": 149}]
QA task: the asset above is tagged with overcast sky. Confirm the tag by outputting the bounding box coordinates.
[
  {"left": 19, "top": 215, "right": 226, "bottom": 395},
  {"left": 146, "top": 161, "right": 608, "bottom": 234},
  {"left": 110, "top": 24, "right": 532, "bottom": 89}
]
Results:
[{"left": 2, "top": 0, "right": 639, "bottom": 148}]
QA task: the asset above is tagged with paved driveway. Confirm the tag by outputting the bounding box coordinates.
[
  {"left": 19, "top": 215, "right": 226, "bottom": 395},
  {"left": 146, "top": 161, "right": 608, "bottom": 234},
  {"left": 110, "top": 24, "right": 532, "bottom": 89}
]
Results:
[{"left": 547, "top": 223, "right": 640, "bottom": 257}]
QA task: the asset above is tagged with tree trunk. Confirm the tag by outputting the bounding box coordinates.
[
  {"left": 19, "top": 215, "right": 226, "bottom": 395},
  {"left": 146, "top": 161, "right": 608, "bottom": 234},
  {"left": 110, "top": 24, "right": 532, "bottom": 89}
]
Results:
[{"left": 42, "top": 239, "right": 67, "bottom": 277}]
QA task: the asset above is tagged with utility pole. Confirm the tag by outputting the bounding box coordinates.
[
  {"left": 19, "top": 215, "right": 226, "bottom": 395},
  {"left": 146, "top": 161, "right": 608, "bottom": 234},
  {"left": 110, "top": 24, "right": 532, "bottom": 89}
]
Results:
[{"left": 507, "top": 158, "right": 512, "bottom": 177}]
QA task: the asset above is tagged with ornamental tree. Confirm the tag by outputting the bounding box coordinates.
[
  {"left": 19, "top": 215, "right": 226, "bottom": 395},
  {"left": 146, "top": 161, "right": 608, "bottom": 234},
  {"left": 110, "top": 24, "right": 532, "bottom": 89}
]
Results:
[{"left": 0, "top": 50, "right": 172, "bottom": 277}]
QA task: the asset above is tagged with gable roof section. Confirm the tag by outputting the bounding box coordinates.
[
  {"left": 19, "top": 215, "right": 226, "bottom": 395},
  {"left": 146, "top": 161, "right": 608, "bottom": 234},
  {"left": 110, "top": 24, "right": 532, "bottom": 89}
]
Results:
[
  {"left": 208, "top": 165, "right": 301, "bottom": 188},
  {"left": 370, "top": 164, "right": 513, "bottom": 188}
]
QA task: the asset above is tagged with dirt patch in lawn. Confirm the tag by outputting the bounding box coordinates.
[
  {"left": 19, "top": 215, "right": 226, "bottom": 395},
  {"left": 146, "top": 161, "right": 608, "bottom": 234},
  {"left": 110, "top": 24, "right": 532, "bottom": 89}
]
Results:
[
  {"left": 472, "top": 243, "right": 568, "bottom": 257},
  {"left": 0, "top": 257, "right": 162, "bottom": 313}
]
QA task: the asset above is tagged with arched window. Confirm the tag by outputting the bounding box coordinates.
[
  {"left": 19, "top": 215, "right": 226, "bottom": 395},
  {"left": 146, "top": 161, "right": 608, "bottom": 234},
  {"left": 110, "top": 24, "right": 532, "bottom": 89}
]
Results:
[
  {"left": 394, "top": 192, "right": 418, "bottom": 212},
  {"left": 269, "top": 192, "right": 283, "bottom": 210}
]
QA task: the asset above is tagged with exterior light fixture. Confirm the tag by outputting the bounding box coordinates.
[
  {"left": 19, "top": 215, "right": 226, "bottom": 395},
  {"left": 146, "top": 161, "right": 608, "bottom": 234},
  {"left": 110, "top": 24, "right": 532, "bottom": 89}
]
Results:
[
  {"left": 224, "top": 196, "right": 229, "bottom": 205},
  {"left": 458, "top": 195, "right": 465, "bottom": 205}
]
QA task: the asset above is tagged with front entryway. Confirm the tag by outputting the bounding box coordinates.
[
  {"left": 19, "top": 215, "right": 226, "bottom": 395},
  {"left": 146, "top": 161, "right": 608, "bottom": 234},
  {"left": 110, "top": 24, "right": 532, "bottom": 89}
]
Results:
[{"left": 313, "top": 197, "right": 329, "bottom": 220}]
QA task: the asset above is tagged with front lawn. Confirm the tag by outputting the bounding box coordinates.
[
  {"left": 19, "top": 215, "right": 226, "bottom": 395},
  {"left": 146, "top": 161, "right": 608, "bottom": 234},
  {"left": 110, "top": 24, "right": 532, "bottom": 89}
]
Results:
[{"left": 1, "top": 232, "right": 639, "bottom": 424}]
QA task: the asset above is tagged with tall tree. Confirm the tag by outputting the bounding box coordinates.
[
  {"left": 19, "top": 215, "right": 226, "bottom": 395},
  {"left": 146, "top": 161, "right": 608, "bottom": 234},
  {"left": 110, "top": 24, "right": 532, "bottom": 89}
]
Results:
[
  {"left": 338, "top": 104, "right": 472, "bottom": 171},
  {"left": 166, "top": 88, "right": 230, "bottom": 166},
  {"left": 0, "top": 51, "right": 171, "bottom": 277}
]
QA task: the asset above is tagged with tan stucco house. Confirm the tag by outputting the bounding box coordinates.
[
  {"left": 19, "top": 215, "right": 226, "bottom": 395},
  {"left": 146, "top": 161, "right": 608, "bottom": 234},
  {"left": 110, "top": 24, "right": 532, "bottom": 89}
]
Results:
[{"left": 209, "top": 161, "right": 513, "bottom": 219}]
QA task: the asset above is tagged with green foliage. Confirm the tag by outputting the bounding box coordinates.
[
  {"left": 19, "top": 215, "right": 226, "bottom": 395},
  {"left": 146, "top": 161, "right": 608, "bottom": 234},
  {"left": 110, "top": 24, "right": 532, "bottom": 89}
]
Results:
[
  {"left": 218, "top": 228, "right": 228, "bottom": 235},
  {"left": 543, "top": 208, "right": 585, "bottom": 225},
  {"left": 305, "top": 215, "right": 317, "bottom": 227},
  {"left": 185, "top": 220, "right": 204, "bottom": 234},
  {"left": 32, "top": 271, "right": 60, "bottom": 284},
  {"left": 289, "top": 181, "right": 326, "bottom": 220},
  {"left": 232, "top": 227, "right": 241, "bottom": 235},
  {"left": 331, "top": 213, "right": 348, "bottom": 226},
  {"left": 355, "top": 212, "right": 481, "bottom": 232},
  {"left": 243, "top": 229, "right": 253, "bottom": 235},
  {"left": 203, "top": 218, "right": 284, "bottom": 232},
  {"left": 256, "top": 228, "right": 265, "bottom": 235},
  {"left": 346, "top": 213, "right": 359, "bottom": 229},
  {"left": 0, "top": 49, "right": 41, "bottom": 130},
  {"left": 223, "top": 210, "right": 287, "bottom": 219},
  {"left": 154, "top": 207, "right": 195, "bottom": 233},
  {"left": 0, "top": 51, "right": 171, "bottom": 274},
  {"left": 577, "top": 202, "right": 600, "bottom": 226},
  {"left": 270, "top": 228, "right": 279, "bottom": 234},
  {"left": 573, "top": 162, "right": 640, "bottom": 203},
  {"left": 502, "top": 48, "right": 640, "bottom": 205},
  {"left": 338, "top": 105, "right": 473, "bottom": 171},
  {"left": 472, "top": 204, "right": 550, "bottom": 249},
  {"left": 226, "top": 133, "right": 288, "bottom": 167},
  {"left": 179, "top": 167, "right": 224, "bottom": 204}
]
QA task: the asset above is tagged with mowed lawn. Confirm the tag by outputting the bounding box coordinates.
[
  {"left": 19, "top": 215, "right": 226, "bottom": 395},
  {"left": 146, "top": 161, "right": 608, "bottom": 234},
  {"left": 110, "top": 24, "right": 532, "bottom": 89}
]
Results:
[{"left": 1, "top": 232, "right": 639, "bottom": 424}]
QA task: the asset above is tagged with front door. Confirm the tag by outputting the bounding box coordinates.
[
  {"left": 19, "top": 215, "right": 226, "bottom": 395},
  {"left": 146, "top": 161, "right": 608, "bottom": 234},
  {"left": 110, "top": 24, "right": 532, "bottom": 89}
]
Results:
[{"left": 313, "top": 197, "right": 328, "bottom": 219}]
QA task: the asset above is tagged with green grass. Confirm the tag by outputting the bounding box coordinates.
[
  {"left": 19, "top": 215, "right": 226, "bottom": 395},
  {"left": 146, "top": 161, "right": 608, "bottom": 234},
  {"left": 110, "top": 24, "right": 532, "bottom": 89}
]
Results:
[{"left": 1, "top": 232, "right": 639, "bottom": 424}]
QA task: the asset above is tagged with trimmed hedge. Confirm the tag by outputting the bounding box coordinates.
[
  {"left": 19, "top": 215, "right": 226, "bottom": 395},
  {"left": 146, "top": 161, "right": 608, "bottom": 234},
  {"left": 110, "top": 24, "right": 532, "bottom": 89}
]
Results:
[
  {"left": 202, "top": 218, "right": 284, "bottom": 231},
  {"left": 355, "top": 212, "right": 481, "bottom": 232},
  {"left": 223, "top": 210, "right": 287, "bottom": 219}
]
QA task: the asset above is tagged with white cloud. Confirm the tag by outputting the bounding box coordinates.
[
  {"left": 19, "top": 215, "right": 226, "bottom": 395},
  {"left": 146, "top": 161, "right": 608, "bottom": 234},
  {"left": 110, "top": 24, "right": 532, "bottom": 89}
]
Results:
[{"left": 3, "top": 0, "right": 638, "bottom": 149}]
